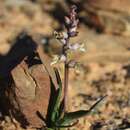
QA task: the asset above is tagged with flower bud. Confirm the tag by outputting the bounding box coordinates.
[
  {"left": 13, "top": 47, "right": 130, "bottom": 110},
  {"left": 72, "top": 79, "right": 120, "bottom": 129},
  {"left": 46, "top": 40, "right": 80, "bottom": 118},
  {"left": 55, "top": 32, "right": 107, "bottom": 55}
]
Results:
[{"left": 69, "top": 31, "right": 78, "bottom": 37}]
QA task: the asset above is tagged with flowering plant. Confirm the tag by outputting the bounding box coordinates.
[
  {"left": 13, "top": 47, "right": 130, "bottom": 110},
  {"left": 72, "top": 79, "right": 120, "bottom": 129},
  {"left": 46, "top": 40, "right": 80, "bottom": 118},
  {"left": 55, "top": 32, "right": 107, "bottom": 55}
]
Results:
[{"left": 38, "top": 5, "right": 106, "bottom": 130}]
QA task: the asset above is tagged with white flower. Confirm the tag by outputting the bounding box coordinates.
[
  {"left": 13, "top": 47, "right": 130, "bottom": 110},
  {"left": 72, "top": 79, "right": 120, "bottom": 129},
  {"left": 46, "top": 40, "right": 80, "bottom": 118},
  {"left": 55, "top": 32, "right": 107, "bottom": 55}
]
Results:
[
  {"left": 73, "top": 19, "right": 79, "bottom": 27},
  {"left": 68, "top": 60, "right": 77, "bottom": 68},
  {"left": 65, "top": 16, "right": 71, "bottom": 25},
  {"left": 51, "top": 54, "right": 67, "bottom": 65},
  {"left": 60, "top": 55, "right": 66, "bottom": 62},
  {"left": 70, "top": 26, "right": 77, "bottom": 33},
  {"left": 51, "top": 55, "right": 59, "bottom": 65},
  {"left": 69, "top": 43, "right": 80, "bottom": 50},
  {"left": 79, "top": 44, "right": 86, "bottom": 52},
  {"left": 69, "top": 43, "right": 86, "bottom": 52},
  {"left": 60, "top": 39, "right": 66, "bottom": 44},
  {"left": 62, "top": 32, "right": 68, "bottom": 39}
]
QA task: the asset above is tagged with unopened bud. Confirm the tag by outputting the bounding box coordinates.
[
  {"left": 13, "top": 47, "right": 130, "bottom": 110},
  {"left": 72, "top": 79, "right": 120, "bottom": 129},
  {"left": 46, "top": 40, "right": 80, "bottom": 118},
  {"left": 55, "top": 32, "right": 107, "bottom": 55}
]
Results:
[{"left": 69, "top": 31, "right": 78, "bottom": 37}]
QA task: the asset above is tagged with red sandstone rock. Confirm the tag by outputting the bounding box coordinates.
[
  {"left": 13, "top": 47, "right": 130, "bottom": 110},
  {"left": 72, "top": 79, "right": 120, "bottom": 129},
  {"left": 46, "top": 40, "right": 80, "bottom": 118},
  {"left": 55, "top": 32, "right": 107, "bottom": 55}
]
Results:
[{"left": 11, "top": 59, "right": 51, "bottom": 128}]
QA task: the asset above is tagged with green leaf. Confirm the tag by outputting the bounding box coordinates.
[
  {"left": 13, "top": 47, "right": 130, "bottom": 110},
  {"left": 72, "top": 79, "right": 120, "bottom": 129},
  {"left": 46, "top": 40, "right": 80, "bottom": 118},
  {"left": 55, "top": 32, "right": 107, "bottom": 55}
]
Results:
[
  {"left": 45, "top": 76, "right": 57, "bottom": 126},
  {"left": 51, "top": 68, "right": 63, "bottom": 122},
  {"left": 58, "top": 99, "right": 64, "bottom": 119},
  {"left": 57, "top": 95, "right": 107, "bottom": 125},
  {"left": 54, "top": 120, "right": 78, "bottom": 128},
  {"left": 46, "top": 128, "right": 55, "bottom": 130}
]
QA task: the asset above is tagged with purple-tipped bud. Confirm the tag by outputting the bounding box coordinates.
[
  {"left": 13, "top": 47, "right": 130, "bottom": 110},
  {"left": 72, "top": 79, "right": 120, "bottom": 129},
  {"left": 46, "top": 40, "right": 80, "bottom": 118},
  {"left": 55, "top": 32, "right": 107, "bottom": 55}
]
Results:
[
  {"left": 65, "top": 5, "right": 79, "bottom": 37},
  {"left": 70, "top": 5, "right": 77, "bottom": 19},
  {"left": 69, "top": 31, "right": 78, "bottom": 37}
]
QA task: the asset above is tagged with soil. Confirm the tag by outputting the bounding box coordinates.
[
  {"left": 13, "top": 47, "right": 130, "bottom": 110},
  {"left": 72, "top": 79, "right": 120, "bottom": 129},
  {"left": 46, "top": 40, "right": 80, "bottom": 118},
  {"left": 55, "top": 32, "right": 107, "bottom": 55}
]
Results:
[{"left": 0, "top": 1, "right": 130, "bottom": 130}]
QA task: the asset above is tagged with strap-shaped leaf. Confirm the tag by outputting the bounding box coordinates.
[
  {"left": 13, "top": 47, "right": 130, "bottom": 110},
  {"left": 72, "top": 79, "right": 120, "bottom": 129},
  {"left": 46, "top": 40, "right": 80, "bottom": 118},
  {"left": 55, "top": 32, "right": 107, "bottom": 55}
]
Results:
[
  {"left": 54, "top": 120, "right": 78, "bottom": 128},
  {"left": 58, "top": 99, "right": 64, "bottom": 120},
  {"left": 46, "top": 128, "right": 54, "bottom": 130},
  {"left": 57, "top": 95, "right": 107, "bottom": 125},
  {"left": 46, "top": 76, "right": 57, "bottom": 126},
  {"left": 51, "top": 68, "right": 63, "bottom": 122}
]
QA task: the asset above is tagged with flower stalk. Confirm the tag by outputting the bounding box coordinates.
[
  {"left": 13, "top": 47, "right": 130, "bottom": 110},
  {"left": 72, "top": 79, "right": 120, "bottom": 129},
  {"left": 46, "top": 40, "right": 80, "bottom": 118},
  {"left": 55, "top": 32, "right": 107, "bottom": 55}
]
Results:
[
  {"left": 63, "top": 5, "right": 79, "bottom": 113},
  {"left": 42, "top": 5, "right": 106, "bottom": 130},
  {"left": 52, "top": 5, "right": 82, "bottom": 113},
  {"left": 64, "top": 59, "right": 69, "bottom": 112}
]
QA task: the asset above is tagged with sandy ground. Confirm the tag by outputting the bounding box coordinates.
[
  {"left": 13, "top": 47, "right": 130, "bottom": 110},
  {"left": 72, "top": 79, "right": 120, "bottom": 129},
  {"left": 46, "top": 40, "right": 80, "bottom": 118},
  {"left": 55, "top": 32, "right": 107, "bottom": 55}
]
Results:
[{"left": 0, "top": 1, "right": 130, "bottom": 130}]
